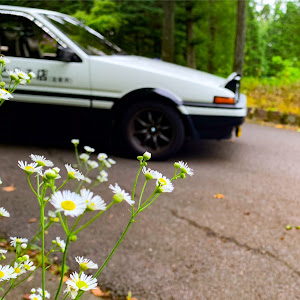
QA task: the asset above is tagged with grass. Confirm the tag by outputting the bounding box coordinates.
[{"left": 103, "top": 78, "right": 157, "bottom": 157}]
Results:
[{"left": 242, "top": 77, "right": 300, "bottom": 116}]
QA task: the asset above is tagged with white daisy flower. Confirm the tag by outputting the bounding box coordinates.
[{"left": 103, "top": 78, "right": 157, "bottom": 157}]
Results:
[
  {"left": 103, "top": 160, "right": 111, "bottom": 168},
  {"left": 108, "top": 158, "right": 116, "bottom": 165},
  {"left": 65, "top": 164, "right": 84, "bottom": 181},
  {"left": 0, "top": 57, "right": 10, "bottom": 65},
  {"left": 38, "top": 169, "right": 61, "bottom": 180},
  {"left": 0, "top": 265, "right": 16, "bottom": 281},
  {"left": 56, "top": 237, "right": 66, "bottom": 252},
  {"left": 50, "top": 190, "right": 87, "bottom": 217},
  {"left": 71, "top": 139, "right": 79, "bottom": 145},
  {"left": 84, "top": 177, "right": 91, "bottom": 184},
  {"left": 109, "top": 183, "right": 134, "bottom": 205},
  {"left": 6, "top": 70, "right": 18, "bottom": 80},
  {"left": 84, "top": 146, "right": 95, "bottom": 153},
  {"left": 64, "top": 285, "right": 78, "bottom": 299},
  {"left": 0, "top": 207, "right": 10, "bottom": 217},
  {"left": 10, "top": 237, "right": 28, "bottom": 248},
  {"left": 30, "top": 288, "right": 36, "bottom": 293},
  {"left": 80, "top": 189, "right": 106, "bottom": 211},
  {"left": 87, "top": 160, "right": 99, "bottom": 169},
  {"left": 37, "top": 288, "right": 50, "bottom": 299},
  {"left": 23, "top": 260, "right": 36, "bottom": 271},
  {"left": 75, "top": 256, "right": 98, "bottom": 271},
  {"left": 79, "top": 153, "right": 89, "bottom": 162},
  {"left": 66, "top": 271, "right": 98, "bottom": 291},
  {"left": 13, "top": 262, "right": 26, "bottom": 276},
  {"left": 0, "top": 88, "right": 13, "bottom": 100},
  {"left": 15, "top": 68, "right": 29, "bottom": 80},
  {"left": 96, "top": 170, "right": 108, "bottom": 182},
  {"left": 29, "top": 294, "right": 42, "bottom": 300},
  {"left": 142, "top": 167, "right": 161, "bottom": 181},
  {"left": 97, "top": 153, "right": 107, "bottom": 161},
  {"left": 28, "top": 72, "right": 36, "bottom": 79},
  {"left": 18, "top": 161, "right": 42, "bottom": 175},
  {"left": 30, "top": 154, "right": 53, "bottom": 167},
  {"left": 176, "top": 161, "right": 194, "bottom": 176},
  {"left": 156, "top": 176, "right": 174, "bottom": 193},
  {"left": 0, "top": 249, "right": 7, "bottom": 254}
]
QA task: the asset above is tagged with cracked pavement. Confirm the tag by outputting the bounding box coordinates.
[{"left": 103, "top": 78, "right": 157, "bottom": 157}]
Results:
[{"left": 0, "top": 122, "right": 300, "bottom": 299}]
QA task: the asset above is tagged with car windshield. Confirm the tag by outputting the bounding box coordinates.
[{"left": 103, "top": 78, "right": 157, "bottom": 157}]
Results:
[{"left": 43, "top": 14, "right": 122, "bottom": 56}]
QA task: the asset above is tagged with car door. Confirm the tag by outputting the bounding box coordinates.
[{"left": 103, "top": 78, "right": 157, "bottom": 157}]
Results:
[{"left": 0, "top": 10, "right": 91, "bottom": 108}]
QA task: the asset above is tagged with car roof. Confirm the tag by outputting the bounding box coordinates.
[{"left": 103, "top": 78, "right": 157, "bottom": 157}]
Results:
[{"left": 0, "top": 5, "right": 68, "bottom": 17}]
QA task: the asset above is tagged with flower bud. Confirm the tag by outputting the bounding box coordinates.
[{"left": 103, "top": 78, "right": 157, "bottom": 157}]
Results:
[
  {"left": 10, "top": 74, "right": 18, "bottom": 81},
  {"left": 44, "top": 169, "right": 58, "bottom": 180},
  {"left": 71, "top": 139, "right": 79, "bottom": 145},
  {"left": 286, "top": 225, "right": 292, "bottom": 230},
  {"left": 179, "top": 173, "right": 186, "bottom": 179},
  {"left": 26, "top": 79, "right": 31, "bottom": 84},
  {"left": 70, "top": 235, "right": 77, "bottom": 242},
  {"left": 143, "top": 152, "right": 151, "bottom": 160},
  {"left": 52, "top": 240, "right": 57, "bottom": 244},
  {"left": 1, "top": 255, "right": 6, "bottom": 260},
  {"left": 145, "top": 173, "right": 153, "bottom": 181},
  {"left": 174, "top": 162, "right": 180, "bottom": 169},
  {"left": 21, "top": 243, "right": 27, "bottom": 249},
  {"left": 0, "top": 82, "right": 5, "bottom": 88},
  {"left": 113, "top": 193, "right": 123, "bottom": 203},
  {"left": 17, "top": 257, "right": 23, "bottom": 263},
  {"left": 31, "top": 288, "right": 36, "bottom": 294},
  {"left": 137, "top": 156, "right": 143, "bottom": 161},
  {"left": 28, "top": 72, "right": 36, "bottom": 79}
]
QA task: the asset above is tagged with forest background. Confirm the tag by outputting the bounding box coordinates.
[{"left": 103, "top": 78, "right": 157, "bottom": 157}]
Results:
[{"left": 2, "top": 0, "right": 300, "bottom": 116}]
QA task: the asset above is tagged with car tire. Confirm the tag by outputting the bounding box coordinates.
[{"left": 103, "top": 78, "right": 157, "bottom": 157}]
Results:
[{"left": 120, "top": 101, "right": 185, "bottom": 160}]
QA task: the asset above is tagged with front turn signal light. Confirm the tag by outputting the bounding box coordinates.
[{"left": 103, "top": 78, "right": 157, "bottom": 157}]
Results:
[{"left": 214, "top": 97, "right": 235, "bottom": 104}]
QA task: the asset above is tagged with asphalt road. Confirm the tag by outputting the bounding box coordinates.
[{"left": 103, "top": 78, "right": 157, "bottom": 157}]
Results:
[{"left": 0, "top": 122, "right": 300, "bottom": 300}]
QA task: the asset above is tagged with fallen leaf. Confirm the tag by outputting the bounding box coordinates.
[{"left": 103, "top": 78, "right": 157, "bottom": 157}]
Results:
[
  {"left": 214, "top": 193, "right": 224, "bottom": 199},
  {"left": 244, "top": 211, "right": 250, "bottom": 216},
  {"left": 23, "top": 294, "right": 31, "bottom": 300},
  {"left": 2, "top": 184, "right": 16, "bottom": 192},
  {"left": 63, "top": 276, "right": 68, "bottom": 282},
  {"left": 281, "top": 236, "right": 285, "bottom": 240},
  {"left": 91, "top": 287, "right": 110, "bottom": 297},
  {"left": 275, "top": 124, "right": 283, "bottom": 129},
  {"left": 28, "top": 218, "right": 37, "bottom": 223},
  {"left": 221, "top": 238, "right": 227, "bottom": 243}
]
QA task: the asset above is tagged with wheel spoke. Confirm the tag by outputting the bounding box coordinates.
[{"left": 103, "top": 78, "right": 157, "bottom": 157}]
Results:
[
  {"left": 158, "top": 133, "right": 170, "bottom": 142},
  {"left": 160, "top": 125, "right": 171, "bottom": 131},
  {"left": 136, "top": 117, "right": 148, "bottom": 127},
  {"left": 152, "top": 135, "right": 159, "bottom": 150},
  {"left": 148, "top": 112, "right": 153, "bottom": 123},
  {"left": 134, "top": 129, "right": 148, "bottom": 135},
  {"left": 143, "top": 134, "right": 151, "bottom": 145}
]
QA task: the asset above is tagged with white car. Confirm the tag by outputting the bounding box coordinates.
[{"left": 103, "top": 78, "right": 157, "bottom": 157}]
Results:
[{"left": 0, "top": 5, "right": 247, "bottom": 159}]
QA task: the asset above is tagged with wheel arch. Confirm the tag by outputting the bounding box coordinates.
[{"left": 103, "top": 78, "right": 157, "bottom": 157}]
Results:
[{"left": 112, "top": 88, "right": 195, "bottom": 137}]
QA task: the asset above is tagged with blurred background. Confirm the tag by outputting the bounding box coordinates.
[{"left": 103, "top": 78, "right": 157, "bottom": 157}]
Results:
[{"left": 1, "top": 0, "right": 299, "bottom": 117}]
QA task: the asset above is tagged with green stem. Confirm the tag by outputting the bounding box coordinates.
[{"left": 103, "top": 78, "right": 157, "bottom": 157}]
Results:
[
  {"left": 27, "top": 175, "right": 40, "bottom": 202},
  {"left": 70, "top": 215, "right": 83, "bottom": 233},
  {"left": 75, "top": 216, "right": 134, "bottom": 300},
  {"left": 73, "top": 202, "right": 114, "bottom": 235},
  {"left": 138, "top": 180, "right": 148, "bottom": 209},
  {"left": 74, "top": 145, "right": 80, "bottom": 167},
  {"left": 57, "top": 179, "right": 69, "bottom": 191},
  {"left": 1, "top": 280, "right": 14, "bottom": 300},
  {"left": 132, "top": 166, "right": 142, "bottom": 215},
  {"left": 54, "top": 236, "right": 70, "bottom": 300},
  {"left": 139, "top": 194, "right": 159, "bottom": 212},
  {"left": 40, "top": 203, "right": 46, "bottom": 300},
  {"left": 62, "top": 292, "right": 70, "bottom": 300},
  {"left": 58, "top": 212, "right": 69, "bottom": 235},
  {"left": 139, "top": 191, "right": 157, "bottom": 211}
]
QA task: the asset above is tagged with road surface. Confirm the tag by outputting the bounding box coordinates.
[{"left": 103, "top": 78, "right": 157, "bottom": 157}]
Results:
[{"left": 0, "top": 123, "right": 300, "bottom": 299}]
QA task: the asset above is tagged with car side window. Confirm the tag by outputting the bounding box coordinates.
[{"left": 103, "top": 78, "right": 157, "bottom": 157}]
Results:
[{"left": 0, "top": 13, "right": 59, "bottom": 60}]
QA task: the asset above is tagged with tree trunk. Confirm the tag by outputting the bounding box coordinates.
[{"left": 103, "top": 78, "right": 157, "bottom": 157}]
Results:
[
  {"left": 186, "top": 2, "right": 196, "bottom": 69},
  {"left": 233, "top": 0, "right": 247, "bottom": 75},
  {"left": 162, "top": 0, "right": 175, "bottom": 62},
  {"left": 207, "top": 0, "right": 216, "bottom": 73}
]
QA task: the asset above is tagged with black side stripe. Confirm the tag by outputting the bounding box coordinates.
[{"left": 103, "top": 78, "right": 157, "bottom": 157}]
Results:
[
  {"left": 183, "top": 101, "right": 244, "bottom": 110},
  {"left": 13, "top": 90, "right": 119, "bottom": 102}
]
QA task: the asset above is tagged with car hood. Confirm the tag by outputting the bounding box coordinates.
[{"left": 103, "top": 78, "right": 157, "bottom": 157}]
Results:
[{"left": 91, "top": 55, "right": 227, "bottom": 87}]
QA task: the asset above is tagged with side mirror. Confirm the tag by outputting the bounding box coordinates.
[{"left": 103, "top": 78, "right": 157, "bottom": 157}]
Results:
[{"left": 57, "top": 46, "right": 81, "bottom": 62}]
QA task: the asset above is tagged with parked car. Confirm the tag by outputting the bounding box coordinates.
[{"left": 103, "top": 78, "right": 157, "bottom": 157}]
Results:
[{"left": 0, "top": 5, "right": 247, "bottom": 159}]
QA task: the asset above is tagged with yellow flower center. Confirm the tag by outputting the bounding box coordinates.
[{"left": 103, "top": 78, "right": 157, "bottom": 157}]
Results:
[
  {"left": 159, "top": 178, "right": 167, "bottom": 186},
  {"left": 0, "top": 271, "right": 4, "bottom": 277},
  {"left": 61, "top": 200, "right": 76, "bottom": 211},
  {"left": 70, "top": 171, "right": 75, "bottom": 176},
  {"left": 33, "top": 297, "right": 38, "bottom": 300},
  {"left": 25, "top": 166, "right": 34, "bottom": 172},
  {"left": 15, "top": 267, "right": 21, "bottom": 274},
  {"left": 76, "top": 280, "right": 88, "bottom": 289},
  {"left": 1, "top": 89, "right": 9, "bottom": 93}
]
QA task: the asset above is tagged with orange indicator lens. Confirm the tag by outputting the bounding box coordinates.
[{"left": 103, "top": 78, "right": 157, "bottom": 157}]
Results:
[{"left": 214, "top": 97, "right": 235, "bottom": 104}]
